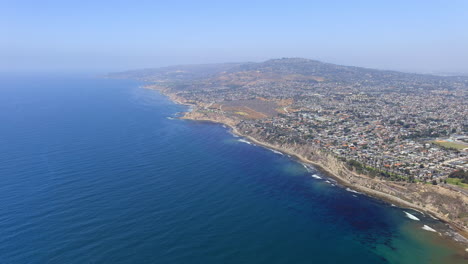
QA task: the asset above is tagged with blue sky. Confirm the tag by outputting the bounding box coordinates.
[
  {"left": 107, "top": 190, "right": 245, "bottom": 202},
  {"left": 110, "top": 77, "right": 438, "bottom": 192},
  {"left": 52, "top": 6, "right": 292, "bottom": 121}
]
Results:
[{"left": 3, "top": 0, "right": 468, "bottom": 73}]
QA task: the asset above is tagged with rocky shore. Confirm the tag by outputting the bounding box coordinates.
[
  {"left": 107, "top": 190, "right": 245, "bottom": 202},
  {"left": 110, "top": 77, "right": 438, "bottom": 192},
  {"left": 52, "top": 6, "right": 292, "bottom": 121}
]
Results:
[{"left": 154, "top": 87, "right": 468, "bottom": 250}]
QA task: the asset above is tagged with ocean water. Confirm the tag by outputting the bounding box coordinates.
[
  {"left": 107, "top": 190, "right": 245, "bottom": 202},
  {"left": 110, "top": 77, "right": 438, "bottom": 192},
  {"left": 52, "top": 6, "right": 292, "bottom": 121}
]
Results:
[{"left": 0, "top": 76, "right": 465, "bottom": 263}]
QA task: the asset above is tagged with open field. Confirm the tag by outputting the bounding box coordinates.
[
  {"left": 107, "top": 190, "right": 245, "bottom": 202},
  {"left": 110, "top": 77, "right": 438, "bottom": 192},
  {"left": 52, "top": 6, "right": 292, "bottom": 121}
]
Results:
[
  {"left": 222, "top": 99, "right": 279, "bottom": 118},
  {"left": 446, "top": 178, "right": 468, "bottom": 189},
  {"left": 222, "top": 106, "right": 267, "bottom": 119},
  {"left": 432, "top": 140, "right": 468, "bottom": 150}
]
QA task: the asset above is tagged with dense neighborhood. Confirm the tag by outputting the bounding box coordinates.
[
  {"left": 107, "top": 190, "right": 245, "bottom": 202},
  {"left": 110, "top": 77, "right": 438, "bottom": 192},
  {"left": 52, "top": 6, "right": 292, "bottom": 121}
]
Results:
[{"left": 116, "top": 58, "right": 468, "bottom": 184}]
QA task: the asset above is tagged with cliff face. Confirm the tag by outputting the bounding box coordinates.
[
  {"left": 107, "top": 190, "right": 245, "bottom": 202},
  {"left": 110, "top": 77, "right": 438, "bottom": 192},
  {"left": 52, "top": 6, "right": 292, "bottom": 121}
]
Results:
[
  {"left": 247, "top": 131, "right": 468, "bottom": 230},
  {"left": 182, "top": 111, "right": 240, "bottom": 127},
  {"left": 182, "top": 109, "right": 468, "bottom": 237}
]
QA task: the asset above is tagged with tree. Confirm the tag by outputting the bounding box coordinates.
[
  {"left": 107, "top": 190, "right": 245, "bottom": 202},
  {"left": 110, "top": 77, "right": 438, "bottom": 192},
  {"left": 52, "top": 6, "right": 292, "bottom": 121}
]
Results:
[{"left": 448, "top": 170, "right": 468, "bottom": 183}]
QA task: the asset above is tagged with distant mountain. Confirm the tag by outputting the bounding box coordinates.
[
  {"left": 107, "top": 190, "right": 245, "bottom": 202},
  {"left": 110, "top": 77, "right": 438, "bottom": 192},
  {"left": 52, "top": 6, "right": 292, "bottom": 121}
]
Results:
[
  {"left": 107, "top": 63, "right": 243, "bottom": 82},
  {"left": 109, "top": 58, "right": 468, "bottom": 92}
]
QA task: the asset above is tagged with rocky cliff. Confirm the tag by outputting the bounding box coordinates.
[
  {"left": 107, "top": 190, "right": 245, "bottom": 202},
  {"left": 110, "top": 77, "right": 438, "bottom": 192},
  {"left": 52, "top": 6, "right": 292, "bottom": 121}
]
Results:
[{"left": 181, "top": 108, "right": 468, "bottom": 243}]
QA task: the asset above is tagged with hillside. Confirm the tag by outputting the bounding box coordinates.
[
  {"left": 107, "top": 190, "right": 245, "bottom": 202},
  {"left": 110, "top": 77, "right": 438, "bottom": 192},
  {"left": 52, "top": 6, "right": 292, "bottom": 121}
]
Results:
[{"left": 111, "top": 58, "right": 468, "bottom": 94}]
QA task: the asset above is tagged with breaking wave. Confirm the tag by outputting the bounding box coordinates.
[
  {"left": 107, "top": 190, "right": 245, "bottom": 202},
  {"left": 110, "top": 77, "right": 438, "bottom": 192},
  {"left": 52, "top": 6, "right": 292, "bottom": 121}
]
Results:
[
  {"left": 422, "top": 225, "right": 436, "bottom": 232},
  {"left": 238, "top": 139, "right": 252, "bottom": 145},
  {"left": 302, "top": 164, "right": 314, "bottom": 172},
  {"left": 270, "top": 149, "right": 284, "bottom": 155},
  {"left": 346, "top": 188, "right": 361, "bottom": 194},
  {"left": 311, "top": 174, "right": 322, "bottom": 179},
  {"left": 404, "top": 211, "right": 420, "bottom": 221}
]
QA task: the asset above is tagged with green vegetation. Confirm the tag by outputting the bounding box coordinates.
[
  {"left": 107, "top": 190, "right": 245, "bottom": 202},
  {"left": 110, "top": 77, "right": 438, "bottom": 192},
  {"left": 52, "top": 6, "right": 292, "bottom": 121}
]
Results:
[
  {"left": 448, "top": 169, "right": 468, "bottom": 182},
  {"left": 345, "top": 159, "right": 407, "bottom": 181},
  {"left": 346, "top": 159, "right": 363, "bottom": 171},
  {"left": 446, "top": 169, "right": 468, "bottom": 189},
  {"left": 431, "top": 140, "right": 467, "bottom": 150},
  {"left": 446, "top": 178, "right": 468, "bottom": 188}
]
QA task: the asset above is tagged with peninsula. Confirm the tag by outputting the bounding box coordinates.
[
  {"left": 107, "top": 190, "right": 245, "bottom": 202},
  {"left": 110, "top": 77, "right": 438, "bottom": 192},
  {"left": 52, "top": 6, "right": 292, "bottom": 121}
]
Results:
[{"left": 110, "top": 58, "right": 468, "bottom": 245}]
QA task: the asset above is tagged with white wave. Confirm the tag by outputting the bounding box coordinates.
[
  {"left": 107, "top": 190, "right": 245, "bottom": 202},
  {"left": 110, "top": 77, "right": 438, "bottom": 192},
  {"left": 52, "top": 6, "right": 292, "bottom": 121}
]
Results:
[
  {"left": 404, "top": 211, "right": 420, "bottom": 221},
  {"left": 222, "top": 125, "right": 227, "bottom": 128},
  {"left": 311, "top": 174, "right": 322, "bottom": 179},
  {"left": 166, "top": 117, "right": 174, "bottom": 120},
  {"left": 270, "top": 149, "right": 284, "bottom": 155},
  {"left": 331, "top": 184, "right": 335, "bottom": 186},
  {"left": 352, "top": 194, "right": 357, "bottom": 197},
  {"left": 422, "top": 225, "right": 436, "bottom": 232},
  {"left": 238, "top": 139, "right": 252, "bottom": 145},
  {"left": 346, "top": 188, "right": 361, "bottom": 194},
  {"left": 391, "top": 204, "right": 396, "bottom": 207},
  {"left": 325, "top": 180, "right": 331, "bottom": 183},
  {"left": 302, "top": 164, "right": 313, "bottom": 172},
  {"left": 410, "top": 208, "right": 425, "bottom": 215}
]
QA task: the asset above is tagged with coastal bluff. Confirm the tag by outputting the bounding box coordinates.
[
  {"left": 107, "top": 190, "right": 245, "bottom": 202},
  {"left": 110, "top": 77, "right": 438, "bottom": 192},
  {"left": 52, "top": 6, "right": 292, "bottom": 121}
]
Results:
[{"left": 181, "top": 107, "right": 468, "bottom": 245}]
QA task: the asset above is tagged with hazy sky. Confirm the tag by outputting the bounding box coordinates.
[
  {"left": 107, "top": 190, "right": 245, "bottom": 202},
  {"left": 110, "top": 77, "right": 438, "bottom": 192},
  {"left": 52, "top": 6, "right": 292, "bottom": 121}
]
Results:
[{"left": 3, "top": 0, "right": 468, "bottom": 73}]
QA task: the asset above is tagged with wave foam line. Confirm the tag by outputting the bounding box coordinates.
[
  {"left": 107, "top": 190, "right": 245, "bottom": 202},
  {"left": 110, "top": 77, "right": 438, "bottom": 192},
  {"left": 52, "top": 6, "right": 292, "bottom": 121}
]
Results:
[
  {"left": 302, "top": 164, "right": 313, "bottom": 172},
  {"left": 404, "top": 211, "right": 420, "bottom": 221},
  {"left": 346, "top": 188, "right": 361, "bottom": 194},
  {"left": 270, "top": 149, "right": 284, "bottom": 155},
  {"left": 238, "top": 139, "right": 252, "bottom": 145},
  {"left": 422, "top": 225, "right": 436, "bottom": 232}
]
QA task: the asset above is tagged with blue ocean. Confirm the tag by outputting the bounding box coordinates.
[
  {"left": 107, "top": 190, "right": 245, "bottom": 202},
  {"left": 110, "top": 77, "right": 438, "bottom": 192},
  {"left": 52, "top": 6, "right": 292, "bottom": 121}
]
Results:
[{"left": 0, "top": 76, "right": 465, "bottom": 263}]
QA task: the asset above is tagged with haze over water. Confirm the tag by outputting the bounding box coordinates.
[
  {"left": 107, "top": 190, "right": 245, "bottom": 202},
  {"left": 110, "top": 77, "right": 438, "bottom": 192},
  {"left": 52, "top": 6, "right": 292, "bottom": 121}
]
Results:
[{"left": 0, "top": 76, "right": 465, "bottom": 263}]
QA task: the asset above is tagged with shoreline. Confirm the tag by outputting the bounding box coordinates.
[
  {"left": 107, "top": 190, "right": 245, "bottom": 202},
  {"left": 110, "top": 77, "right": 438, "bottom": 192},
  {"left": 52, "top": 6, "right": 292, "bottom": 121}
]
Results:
[
  {"left": 156, "top": 88, "right": 468, "bottom": 251},
  {"left": 186, "top": 116, "right": 468, "bottom": 250}
]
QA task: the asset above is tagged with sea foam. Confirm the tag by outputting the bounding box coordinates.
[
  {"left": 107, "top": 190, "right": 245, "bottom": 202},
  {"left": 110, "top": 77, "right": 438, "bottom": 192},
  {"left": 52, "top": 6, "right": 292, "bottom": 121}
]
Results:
[
  {"left": 311, "top": 174, "right": 322, "bottom": 179},
  {"left": 346, "top": 188, "right": 361, "bottom": 194},
  {"left": 422, "top": 225, "right": 437, "bottom": 232},
  {"left": 302, "top": 164, "right": 313, "bottom": 172},
  {"left": 238, "top": 139, "right": 252, "bottom": 145},
  {"left": 270, "top": 149, "right": 284, "bottom": 155},
  {"left": 404, "top": 211, "right": 420, "bottom": 221}
]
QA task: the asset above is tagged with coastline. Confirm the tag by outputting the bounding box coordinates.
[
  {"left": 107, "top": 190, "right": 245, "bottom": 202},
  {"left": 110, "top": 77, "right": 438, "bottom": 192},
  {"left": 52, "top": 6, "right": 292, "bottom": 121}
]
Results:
[{"left": 156, "top": 87, "right": 468, "bottom": 251}]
